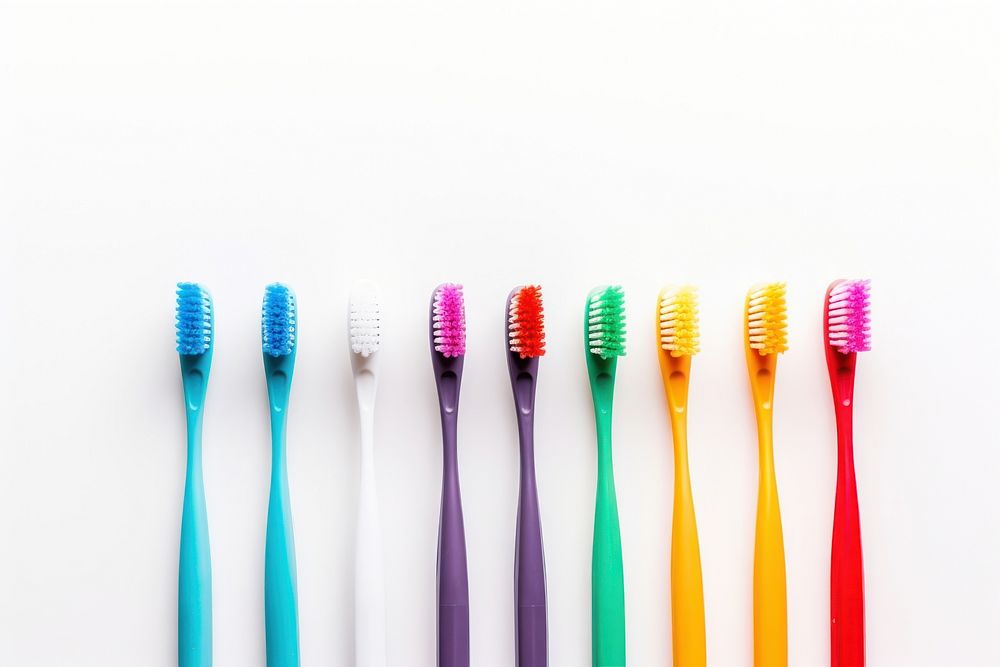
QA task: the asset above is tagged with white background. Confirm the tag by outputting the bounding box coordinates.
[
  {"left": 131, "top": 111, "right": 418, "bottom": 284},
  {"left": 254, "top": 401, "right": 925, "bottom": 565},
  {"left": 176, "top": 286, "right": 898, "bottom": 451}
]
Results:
[{"left": 2, "top": 0, "right": 999, "bottom": 665}]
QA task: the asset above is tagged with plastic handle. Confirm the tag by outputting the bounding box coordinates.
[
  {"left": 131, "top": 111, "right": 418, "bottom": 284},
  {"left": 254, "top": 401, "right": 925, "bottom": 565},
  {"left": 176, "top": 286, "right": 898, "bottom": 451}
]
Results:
[
  {"left": 265, "top": 385, "right": 300, "bottom": 667},
  {"left": 355, "top": 400, "right": 387, "bottom": 667},
  {"left": 591, "top": 375, "right": 626, "bottom": 667},
  {"left": 830, "top": 362, "right": 865, "bottom": 666},
  {"left": 657, "top": 351, "right": 706, "bottom": 667},
  {"left": 831, "top": 407, "right": 864, "bottom": 666},
  {"left": 753, "top": 409, "right": 787, "bottom": 667},
  {"left": 513, "top": 377, "right": 547, "bottom": 667},
  {"left": 668, "top": 420, "right": 706, "bottom": 667},
  {"left": 437, "top": 378, "right": 470, "bottom": 667},
  {"left": 179, "top": 371, "right": 212, "bottom": 667}
]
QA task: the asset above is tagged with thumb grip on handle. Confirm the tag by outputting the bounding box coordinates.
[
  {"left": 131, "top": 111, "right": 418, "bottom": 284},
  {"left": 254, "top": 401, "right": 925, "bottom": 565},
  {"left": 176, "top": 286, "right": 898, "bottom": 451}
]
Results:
[
  {"left": 753, "top": 482, "right": 787, "bottom": 667},
  {"left": 179, "top": 479, "right": 212, "bottom": 667},
  {"left": 355, "top": 480, "right": 387, "bottom": 667},
  {"left": 438, "top": 457, "right": 469, "bottom": 667},
  {"left": 670, "top": 495, "right": 705, "bottom": 667},
  {"left": 831, "top": 468, "right": 865, "bottom": 666},
  {"left": 516, "top": 476, "right": 547, "bottom": 667},
  {"left": 592, "top": 482, "right": 626, "bottom": 667},
  {"left": 265, "top": 487, "right": 299, "bottom": 667},
  {"left": 516, "top": 605, "right": 547, "bottom": 667},
  {"left": 438, "top": 604, "right": 470, "bottom": 667}
]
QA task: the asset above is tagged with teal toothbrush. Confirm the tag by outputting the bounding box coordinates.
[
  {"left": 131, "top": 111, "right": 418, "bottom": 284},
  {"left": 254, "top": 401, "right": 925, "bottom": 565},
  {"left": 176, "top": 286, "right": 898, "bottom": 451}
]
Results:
[
  {"left": 176, "top": 282, "right": 214, "bottom": 667},
  {"left": 262, "top": 283, "right": 300, "bottom": 666},
  {"left": 585, "top": 285, "right": 627, "bottom": 667}
]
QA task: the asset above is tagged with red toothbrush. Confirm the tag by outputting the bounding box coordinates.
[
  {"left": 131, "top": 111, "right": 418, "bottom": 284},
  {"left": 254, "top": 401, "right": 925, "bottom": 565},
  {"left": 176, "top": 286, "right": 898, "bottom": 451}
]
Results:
[{"left": 824, "top": 279, "right": 871, "bottom": 667}]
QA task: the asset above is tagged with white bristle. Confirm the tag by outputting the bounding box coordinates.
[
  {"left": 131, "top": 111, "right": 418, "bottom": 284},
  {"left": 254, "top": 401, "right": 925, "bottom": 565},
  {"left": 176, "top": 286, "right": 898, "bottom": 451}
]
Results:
[
  {"left": 746, "top": 282, "right": 788, "bottom": 355},
  {"left": 349, "top": 281, "right": 381, "bottom": 357},
  {"left": 827, "top": 279, "right": 871, "bottom": 353}
]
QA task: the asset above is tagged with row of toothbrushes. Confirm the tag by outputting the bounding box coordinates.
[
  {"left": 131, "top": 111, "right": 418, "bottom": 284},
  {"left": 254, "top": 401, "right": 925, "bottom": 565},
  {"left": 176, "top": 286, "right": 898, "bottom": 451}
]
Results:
[{"left": 175, "top": 278, "right": 871, "bottom": 667}]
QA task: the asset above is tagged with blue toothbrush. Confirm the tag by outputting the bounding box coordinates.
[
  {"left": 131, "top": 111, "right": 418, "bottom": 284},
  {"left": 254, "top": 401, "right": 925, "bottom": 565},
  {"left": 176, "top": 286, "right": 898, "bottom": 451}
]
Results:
[
  {"left": 176, "top": 282, "right": 214, "bottom": 667},
  {"left": 261, "top": 283, "right": 300, "bottom": 667}
]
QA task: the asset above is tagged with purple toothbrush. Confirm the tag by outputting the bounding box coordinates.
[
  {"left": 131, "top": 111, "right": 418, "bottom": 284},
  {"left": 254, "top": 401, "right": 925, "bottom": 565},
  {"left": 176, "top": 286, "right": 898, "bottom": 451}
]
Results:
[
  {"left": 506, "top": 286, "right": 548, "bottom": 667},
  {"left": 430, "top": 283, "right": 470, "bottom": 667}
]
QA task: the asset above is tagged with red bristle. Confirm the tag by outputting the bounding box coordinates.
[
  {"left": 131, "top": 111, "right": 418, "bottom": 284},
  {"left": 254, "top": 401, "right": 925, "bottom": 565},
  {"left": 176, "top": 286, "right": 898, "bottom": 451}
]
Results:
[{"left": 510, "top": 285, "right": 545, "bottom": 358}]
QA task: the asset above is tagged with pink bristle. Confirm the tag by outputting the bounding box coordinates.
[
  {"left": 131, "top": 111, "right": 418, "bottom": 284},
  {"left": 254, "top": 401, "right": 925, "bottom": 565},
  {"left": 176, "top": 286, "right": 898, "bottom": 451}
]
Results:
[
  {"left": 433, "top": 283, "right": 467, "bottom": 357},
  {"left": 827, "top": 279, "right": 871, "bottom": 353}
]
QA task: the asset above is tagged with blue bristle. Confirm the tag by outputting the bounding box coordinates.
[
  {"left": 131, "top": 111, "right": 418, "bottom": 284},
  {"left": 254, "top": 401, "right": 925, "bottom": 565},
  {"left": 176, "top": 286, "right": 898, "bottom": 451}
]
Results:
[
  {"left": 175, "top": 282, "right": 212, "bottom": 355},
  {"left": 262, "top": 283, "right": 296, "bottom": 357}
]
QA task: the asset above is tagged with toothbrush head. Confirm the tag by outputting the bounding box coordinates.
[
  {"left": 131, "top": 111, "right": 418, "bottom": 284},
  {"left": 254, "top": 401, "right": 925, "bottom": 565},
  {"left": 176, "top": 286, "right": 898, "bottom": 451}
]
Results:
[
  {"left": 746, "top": 282, "right": 788, "bottom": 356},
  {"left": 262, "top": 283, "right": 296, "bottom": 357},
  {"left": 509, "top": 285, "right": 545, "bottom": 359},
  {"left": 349, "top": 280, "right": 381, "bottom": 357},
  {"left": 588, "top": 285, "right": 626, "bottom": 359},
  {"left": 433, "top": 283, "right": 466, "bottom": 358},
  {"left": 176, "top": 282, "right": 213, "bottom": 356},
  {"left": 658, "top": 285, "right": 699, "bottom": 357},
  {"left": 827, "top": 279, "right": 871, "bottom": 353}
]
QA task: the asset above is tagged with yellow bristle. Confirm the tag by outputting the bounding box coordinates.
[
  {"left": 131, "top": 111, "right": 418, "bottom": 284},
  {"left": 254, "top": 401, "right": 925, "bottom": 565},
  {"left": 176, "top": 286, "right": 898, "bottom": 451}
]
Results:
[
  {"left": 659, "top": 285, "right": 700, "bottom": 357},
  {"left": 746, "top": 282, "right": 788, "bottom": 355}
]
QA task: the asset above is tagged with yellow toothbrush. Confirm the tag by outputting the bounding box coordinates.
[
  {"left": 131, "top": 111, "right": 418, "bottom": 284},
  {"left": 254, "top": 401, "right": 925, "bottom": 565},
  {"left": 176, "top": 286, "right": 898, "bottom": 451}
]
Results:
[
  {"left": 744, "top": 283, "right": 789, "bottom": 667},
  {"left": 656, "top": 286, "right": 706, "bottom": 667}
]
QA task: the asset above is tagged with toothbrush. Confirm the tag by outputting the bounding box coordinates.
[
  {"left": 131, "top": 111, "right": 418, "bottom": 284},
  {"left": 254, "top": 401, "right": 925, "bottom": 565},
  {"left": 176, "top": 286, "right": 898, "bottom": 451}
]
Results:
[
  {"left": 176, "top": 282, "right": 214, "bottom": 667},
  {"left": 262, "top": 283, "right": 300, "bottom": 667},
  {"left": 655, "top": 286, "right": 705, "bottom": 667},
  {"left": 744, "top": 282, "right": 789, "bottom": 667},
  {"left": 349, "top": 280, "right": 387, "bottom": 667},
  {"left": 585, "top": 285, "right": 627, "bottom": 667},
  {"left": 825, "top": 279, "right": 871, "bottom": 667},
  {"left": 506, "top": 285, "right": 548, "bottom": 667},
  {"left": 430, "top": 283, "right": 470, "bottom": 667}
]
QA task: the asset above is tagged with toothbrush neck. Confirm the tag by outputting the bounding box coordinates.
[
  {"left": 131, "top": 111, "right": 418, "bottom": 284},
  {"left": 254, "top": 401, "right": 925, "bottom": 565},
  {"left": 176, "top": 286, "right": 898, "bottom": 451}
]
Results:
[
  {"left": 441, "top": 409, "right": 459, "bottom": 462},
  {"left": 663, "top": 360, "right": 691, "bottom": 445},
  {"left": 436, "top": 365, "right": 463, "bottom": 469},
  {"left": 269, "top": 410, "right": 288, "bottom": 455},
  {"left": 591, "top": 369, "right": 616, "bottom": 418},
  {"left": 353, "top": 366, "right": 378, "bottom": 411},
  {"left": 516, "top": 411, "right": 535, "bottom": 453},
  {"left": 267, "top": 376, "right": 290, "bottom": 458},
  {"left": 358, "top": 405, "right": 375, "bottom": 450},
  {"left": 669, "top": 408, "right": 688, "bottom": 456},
  {"left": 831, "top": 369, "right": 856, "bottom": 453},
  {"left": 184, "top": 406, "right": 204, "bottom": 457},
  {"left": 826, "top": 350, "right": 858, "bottom": 452},
  {"left": 830, "top": 363, "right": 857, "bottom": 411}
]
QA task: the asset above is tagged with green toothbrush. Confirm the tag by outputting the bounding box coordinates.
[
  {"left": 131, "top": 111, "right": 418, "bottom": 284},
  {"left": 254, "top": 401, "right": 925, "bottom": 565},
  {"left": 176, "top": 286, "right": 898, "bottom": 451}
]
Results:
[{"left": 584, "top": 285, "right": 627, "bottom": 667}]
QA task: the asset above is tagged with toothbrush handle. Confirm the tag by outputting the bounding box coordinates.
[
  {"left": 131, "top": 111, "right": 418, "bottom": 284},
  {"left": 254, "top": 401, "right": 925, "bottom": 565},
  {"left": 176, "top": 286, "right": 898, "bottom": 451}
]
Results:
[
  {"left": 438, "top": 414, "right": 470, "bottom": 667},
  {"left": 831, "top": 407, "right": 864, "bottom": 666},
  {"left": 753, "top": 426, "right": 787, "bottom": 667},
  {"left": 670, "top": 456, "right": 705, "bottom": 667},
  {"left": 179, "top": 439, "right": 212, "bottom": 667},
  {"left": 515, "top": 412, "right": 547, "bottom": 667},
  {"left": 265, "top": 445, "right": 299, "bottom": 667},
  {"left": 356, "top": 414, "right": 387, "bottom": 667},
  {"left": 593, "top": 416, "right": 626, "bottom": 667}
]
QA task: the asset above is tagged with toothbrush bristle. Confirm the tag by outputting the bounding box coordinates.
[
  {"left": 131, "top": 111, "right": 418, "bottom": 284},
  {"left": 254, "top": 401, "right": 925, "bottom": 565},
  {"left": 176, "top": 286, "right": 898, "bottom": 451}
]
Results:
[
  {"left": 746, "top": 282, "right": 788, "bottom": 355},
  {"left": 588, "top": 285, "right": 626, "bottom": 359},
  {"left": 262, "top": 283, "right": 296, "bottom": 357},
  {"left": 433, "top": 283, "right": 466, "bottom": 357},
  {"left": 509, "top": 285, "right": 545, "bottom": 358},
  {"left": 828, "top": 279, "right": 871, "bottom": 353},
  {"left": 659, "top": 285, "right": 699, "bottom": 357},
  {"left": 350, "top": 282, "right": 381, "bottom": 357},
  {"left": 175, "top": 282, "right": 212, "bottom": 355}
]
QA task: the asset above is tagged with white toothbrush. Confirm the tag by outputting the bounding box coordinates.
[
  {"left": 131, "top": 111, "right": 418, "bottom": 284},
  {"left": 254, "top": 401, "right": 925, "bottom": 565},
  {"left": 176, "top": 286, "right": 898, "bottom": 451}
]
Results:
[{"left": 349, "top": 280, "right": 387, "bottom": 667}]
